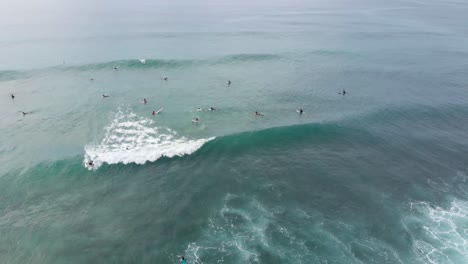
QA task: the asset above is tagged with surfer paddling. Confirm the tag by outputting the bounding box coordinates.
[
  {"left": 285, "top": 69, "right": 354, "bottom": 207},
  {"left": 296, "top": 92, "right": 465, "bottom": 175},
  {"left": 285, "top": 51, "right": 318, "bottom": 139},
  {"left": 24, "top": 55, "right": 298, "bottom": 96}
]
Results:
[
  {"left": 20, "top": 111, "right": 32, "bottom": 116},
  {"left": 192, "top": 117, "right": 200, "bottom": 123},
  {"left": 102, "top": 94, "right": 110, "bottom": 98},
  {"left": 339, "top": 89, "right": 346, "bottom": 95},
  {"left": 255, "top": 111, "right": 264, "bottom": 117}
]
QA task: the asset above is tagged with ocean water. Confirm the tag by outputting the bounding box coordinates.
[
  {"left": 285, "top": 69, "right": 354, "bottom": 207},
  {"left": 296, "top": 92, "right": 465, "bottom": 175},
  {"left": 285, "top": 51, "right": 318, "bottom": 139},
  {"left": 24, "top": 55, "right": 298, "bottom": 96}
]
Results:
[{"left": 1, "top": 0, "right": 468, "bottom": 263}]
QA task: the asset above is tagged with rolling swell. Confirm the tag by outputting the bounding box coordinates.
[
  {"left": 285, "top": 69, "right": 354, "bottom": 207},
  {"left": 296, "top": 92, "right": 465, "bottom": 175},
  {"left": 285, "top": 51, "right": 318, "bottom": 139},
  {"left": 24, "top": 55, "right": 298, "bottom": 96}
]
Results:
[
  {"left": 0, "top": 53, "right": 283, "bottom": 79},
  {"left": 198, "top": 122, "right": 371, "bottom": 157},
  {"left": 71, "top": 53, "right": 282, "bottom": 71},
  {"left": 79, "top": 103, "right": 468, "bottom": 170}
]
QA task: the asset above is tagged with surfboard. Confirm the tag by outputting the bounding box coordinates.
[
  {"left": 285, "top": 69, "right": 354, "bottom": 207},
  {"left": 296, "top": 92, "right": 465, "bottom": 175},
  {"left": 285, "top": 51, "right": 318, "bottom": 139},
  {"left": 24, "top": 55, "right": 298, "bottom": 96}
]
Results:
[{"left": 155, "top": 107, "right": 164, "bottom": 115}]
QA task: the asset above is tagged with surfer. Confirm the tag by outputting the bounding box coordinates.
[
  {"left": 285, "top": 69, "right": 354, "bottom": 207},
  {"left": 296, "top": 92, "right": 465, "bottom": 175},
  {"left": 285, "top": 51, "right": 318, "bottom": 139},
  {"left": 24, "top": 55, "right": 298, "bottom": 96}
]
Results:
[
  {"left": 299, "top": 108, "right": 303, "bottom": 114},
  {"left": 255, "top": 111, "right": 264, "bottom": 117},
  {"left": 227, "top": 80, "right": 231, "bottom": 86},
  {"left": 339, "top": 89, "right": 346, "bottom": 95},
  {"left": 143, "top": 98, "right": 147, "bottom": 104},
  {"left": 113, "top": 66, "right": 119, "bottom": 70},
  {"left": 192, "top": 117, "right": 200, "bottom": 123},
  {"left": 163, "top": 77, "right": 168, "bottom": 81},
  {"left": 90, "top": 77, "right": 94, "bottom": 81},
  {"left": 180, "top": 256, "right": 187, "bottom": 264},
  {"left": 209, "top": 107, "right": 217, "bottom": 111},
  {"left": 20, "top": 111, "right": 31, "bottom": 116},
  {"left": 102, "top": 94, "right": 110, "bottom": 98},
  {"left": 88, "top": 161, "right": 94, "bottom": 167},
  {"left": 11, "top": 94, "right": 15, "bottom": 99},
  {"left": 152, "top": 111, "right": 156, "bottom": 116},
  {"left": 196, "top": 107, "right": 204, "bottom": 112}
]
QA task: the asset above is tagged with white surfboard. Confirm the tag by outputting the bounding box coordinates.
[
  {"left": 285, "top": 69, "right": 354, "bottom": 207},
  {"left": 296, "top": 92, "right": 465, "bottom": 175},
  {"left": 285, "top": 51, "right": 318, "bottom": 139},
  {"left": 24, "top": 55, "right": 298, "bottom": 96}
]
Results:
[{"left": 155, "top": 107, "right": 164, "bottom": 115}]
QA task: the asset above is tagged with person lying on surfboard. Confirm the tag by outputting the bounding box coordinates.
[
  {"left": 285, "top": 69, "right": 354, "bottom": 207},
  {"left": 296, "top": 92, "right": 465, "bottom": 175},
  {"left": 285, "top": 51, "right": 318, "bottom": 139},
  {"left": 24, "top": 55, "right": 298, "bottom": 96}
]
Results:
[{"left": 255, "top": 111, "right": 264, "bottom": 117}]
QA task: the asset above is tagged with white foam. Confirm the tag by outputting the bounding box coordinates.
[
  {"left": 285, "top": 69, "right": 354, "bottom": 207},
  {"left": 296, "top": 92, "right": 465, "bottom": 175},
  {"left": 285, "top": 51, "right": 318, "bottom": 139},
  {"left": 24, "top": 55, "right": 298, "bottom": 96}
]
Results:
[
  {"left": 84, "top": 109, "right": 214, "bottom": 169},
  {"left": 405, "top": 199, "right": 468, "bottom": 263}
]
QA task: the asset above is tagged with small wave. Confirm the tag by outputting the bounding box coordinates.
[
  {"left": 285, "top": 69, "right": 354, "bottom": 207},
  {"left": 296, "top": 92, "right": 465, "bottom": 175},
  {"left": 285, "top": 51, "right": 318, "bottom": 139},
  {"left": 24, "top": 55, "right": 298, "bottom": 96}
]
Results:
[
  {"left": 0, "top": 70, "right": 30, "bottom": 81},
  {"left": 83, "top": 109, "right": 213, "bottom": 170},
  {"left": 67, "top": 53, "right": 281, "bottom": 71}
]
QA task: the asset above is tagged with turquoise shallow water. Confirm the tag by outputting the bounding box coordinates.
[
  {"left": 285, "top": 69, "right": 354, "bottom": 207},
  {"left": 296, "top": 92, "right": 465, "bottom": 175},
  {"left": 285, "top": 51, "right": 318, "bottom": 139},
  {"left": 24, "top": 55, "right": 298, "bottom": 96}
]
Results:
[{"left": 1, "top": 0, "right": 468, "bottom": 263}]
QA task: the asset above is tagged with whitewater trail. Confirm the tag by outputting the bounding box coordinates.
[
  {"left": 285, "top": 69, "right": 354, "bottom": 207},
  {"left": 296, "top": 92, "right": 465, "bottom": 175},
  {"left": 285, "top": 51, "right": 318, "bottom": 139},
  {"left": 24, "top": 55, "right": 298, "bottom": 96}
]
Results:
[{"left": 84, "top": 109, "right": 214, "bottom": 170}]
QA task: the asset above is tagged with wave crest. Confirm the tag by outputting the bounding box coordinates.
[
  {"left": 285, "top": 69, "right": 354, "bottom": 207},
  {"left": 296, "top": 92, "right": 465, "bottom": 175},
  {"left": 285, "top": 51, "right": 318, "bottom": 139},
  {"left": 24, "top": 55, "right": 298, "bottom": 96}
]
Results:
[{"left": 84, "top": 109, "right": 213, "bottom": 169}]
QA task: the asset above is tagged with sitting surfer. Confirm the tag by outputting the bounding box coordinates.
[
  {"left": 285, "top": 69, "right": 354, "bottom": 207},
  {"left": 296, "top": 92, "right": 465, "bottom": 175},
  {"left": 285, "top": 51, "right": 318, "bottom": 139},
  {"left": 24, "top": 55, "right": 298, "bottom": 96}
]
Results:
[
  {"left": 180, "top": 256, "right": 187, "bottom": 264},
  {"left": 152, "top": 111, "right": 156, "bottom": 116},
  {"left": 163, "top": 77, "right": 168, "bottom": 81},
  {"left": 11, "top": 94, "right": 15, "bottom": 99},
  {"left": 255, "top": 111, "right": 264, "bottom": 117},
  {"left": 339, "top": 89, "right": 346, "bottom": 95},
  {"left": 192, "top": 117, "right": 200, "bottom": 123},
  {"left": 299, "top": 108, "right": 303, "bottom": 114},
  {"left": 143, "top": 98, "right": 147, "bottom": 104},
  {"left": 227, "top": 80, "right": 231, "bottom": 86}
]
